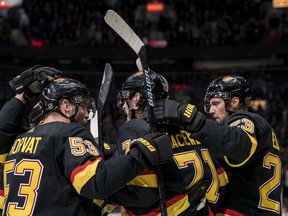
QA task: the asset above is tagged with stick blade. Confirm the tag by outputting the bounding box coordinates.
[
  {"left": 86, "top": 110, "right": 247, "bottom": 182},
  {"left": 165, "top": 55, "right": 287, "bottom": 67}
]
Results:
[
  {"left": 104, "top": 9, "right": 144, "bottom": 55},
  {"left": 136, "top": 58, "right": 143, "bottom": 71},
  {"left": 90, "top": 111, "right": 98, "bottom": 138},
  {"left": 90, "top": 63, "right": 113, "bottom": 139},
  {"left": 97, "top": 63, "right": 113, "bottom": 110}
]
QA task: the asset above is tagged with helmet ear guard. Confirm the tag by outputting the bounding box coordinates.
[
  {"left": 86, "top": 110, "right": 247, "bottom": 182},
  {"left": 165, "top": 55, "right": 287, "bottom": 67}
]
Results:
[
  {"left": 203, "top": 99, "right": 211, "bottom": 113},
  {"left": 29, "top": 101, "right": 46, "bottom": 127},
  {"left": 117, "top": 90, "right": 132, "bottom": 109}
]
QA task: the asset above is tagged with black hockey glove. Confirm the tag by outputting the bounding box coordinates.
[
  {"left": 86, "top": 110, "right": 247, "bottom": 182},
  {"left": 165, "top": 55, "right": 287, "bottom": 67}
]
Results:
[
  {"left": 129, "top": 133, "right": 173, "bottom": 170},
  {"left": 9, "top": 65, "right": 62, "bottom": 100},
  {"left": 154, "top": 99, "right": 206, "bottom": 132},
  {"left": 183, "top": 180, "right": 210, "bottom": 216}
]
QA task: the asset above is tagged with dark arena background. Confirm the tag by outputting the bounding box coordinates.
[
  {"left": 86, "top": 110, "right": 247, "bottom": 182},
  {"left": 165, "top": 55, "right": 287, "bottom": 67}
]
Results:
[{"left": 0, "top": 0, "right": 288, "bottom": 214}]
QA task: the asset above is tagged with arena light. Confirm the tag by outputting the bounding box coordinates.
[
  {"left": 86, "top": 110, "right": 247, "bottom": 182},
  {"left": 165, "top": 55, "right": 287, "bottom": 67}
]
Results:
[
  {"left": 149, "top": 39, "right": 167, "bottom": 48},
  {"left": 0, "top": 0, "right": 10, "bottom": 8},
  {"left": 146, "top": 2, "right": 164, "bottom": 12},
  {"left": 31, "top": 39, "right": 43, "bottom": 47},
  {"left": 273, "top": 0, "right": 288, "bottom": 8},
  {"left": 0, "top": 0, "right": 22, "bottom": 9}
]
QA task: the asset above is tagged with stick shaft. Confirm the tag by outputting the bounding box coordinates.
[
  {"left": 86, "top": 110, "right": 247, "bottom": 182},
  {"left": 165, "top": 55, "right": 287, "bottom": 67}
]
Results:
[{"left": 105, "top": 10, "right": 168, "bottom": 216}]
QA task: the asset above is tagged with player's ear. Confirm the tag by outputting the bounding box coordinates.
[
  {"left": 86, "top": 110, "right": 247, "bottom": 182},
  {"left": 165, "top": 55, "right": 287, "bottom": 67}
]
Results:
[
  {"left": 134, "top": 92, "right": 142, "bottom": 102},
  {"left": 59, "top": 98, "right": 73, "bottom": 116},
  {"left": 230, "top": 96, "right": 240, "bottom": 111}
]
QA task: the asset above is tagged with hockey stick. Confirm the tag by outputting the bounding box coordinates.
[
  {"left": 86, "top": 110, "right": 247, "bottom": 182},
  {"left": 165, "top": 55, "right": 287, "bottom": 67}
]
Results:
[
  {"left": 136, "top": 57, "right": 143, "bottom": 71},
  {"left": 104, "top": 9, "right": 156, "bottom": 131},
  {"left": 104, "top": 10, "right": 168, "bottom": 216},
  {"left": 90, "top": 63, "right": 113, "bottom": 156}
]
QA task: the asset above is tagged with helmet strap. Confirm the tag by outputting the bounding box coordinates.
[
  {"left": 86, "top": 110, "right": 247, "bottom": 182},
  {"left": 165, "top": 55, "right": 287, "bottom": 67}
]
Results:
[
  {"left": 125, "top": 101, "right": 137, "bottom": 119},
  {"left": 56, "top": 109, "right": 73, "bottom": 121},
  {"left": 69, "top": 105, "right": 78, "bottom": 122},
  {"left": 131, "top": 109, "right": 136, "bottom": 119},
  {"left": 225, "top": 107, "right": 235, "bottom": 115},
  {"left": 126, "top": 92, "right": 146, "bottom": 119}
]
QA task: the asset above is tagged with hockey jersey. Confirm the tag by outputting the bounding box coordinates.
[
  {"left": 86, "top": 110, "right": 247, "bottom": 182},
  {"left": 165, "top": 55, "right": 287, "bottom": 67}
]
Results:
[
  {"left": 3, "top": 119, "right": 144, "bottom": 216},
  {"left": 199, "top": 111, "right": 282, "bottom": 215},
  {"left": 110, "top": 118, "right": 228, "bottom": 215}
]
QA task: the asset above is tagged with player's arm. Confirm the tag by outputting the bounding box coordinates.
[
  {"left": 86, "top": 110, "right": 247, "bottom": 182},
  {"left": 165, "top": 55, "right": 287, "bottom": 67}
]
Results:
[
  {"left": 0, "top": 93, "right": 28, "bottom": 158},
  {"left": 154, "top": 99, "right": 256, "bottom": 165},
  {"left": 200, "top": 116, "right": 258, "bottom": 166},
  {"left": 0, "top": 94, "right": 26, "bottom": 132},
  {"left": 65, "top": 129, "right": 173, "bottom": 200},
  {"left": 94, "top": 137, "right": 116, "bottom": 159}
]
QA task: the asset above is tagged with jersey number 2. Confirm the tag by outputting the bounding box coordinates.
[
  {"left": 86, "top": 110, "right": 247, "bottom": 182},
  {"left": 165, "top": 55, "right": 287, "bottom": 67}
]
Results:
[{"left": 259, "top": 153, "right": 281, "bottom": 214}]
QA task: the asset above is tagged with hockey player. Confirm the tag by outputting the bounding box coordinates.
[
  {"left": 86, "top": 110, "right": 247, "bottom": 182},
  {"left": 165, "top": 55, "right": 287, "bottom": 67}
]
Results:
[
  {"left": 0, "top": 65, "right": 62, "bottom": 214},
  {"left": 154, "top": 75, "right": 282, "bottom": 215},
  {"left": 1, "top": 67, "right": 173, "bottom": 216},
  {"left": 109, "top": 71, "right": 228, "bottom": 215}
]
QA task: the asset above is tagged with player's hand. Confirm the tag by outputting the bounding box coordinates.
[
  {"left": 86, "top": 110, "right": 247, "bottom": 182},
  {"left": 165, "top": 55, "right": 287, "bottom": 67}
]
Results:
[
  {"left": 129, "top": 133, "right": 173, "bottom": 170},
  {"left": 185, "top": 180, "right": 210, "bottom": 215},
  {"left": 154, "top": 99, "right": 206, "bottom": 132},
  {"left": 9, "top": 65, "right": 62, "bottom": 101}
]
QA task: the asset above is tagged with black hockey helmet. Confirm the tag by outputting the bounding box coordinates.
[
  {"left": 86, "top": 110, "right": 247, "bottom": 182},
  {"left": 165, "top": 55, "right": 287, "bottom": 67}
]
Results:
[
  {"left": 117, "top": 70, "right": 169, "bottom": 109},
  {"left": 204, "top": 75, "right": 251, "bottom": 113},
  {"left": 29, "top": 78, "right": 96, "bottom": 125}
]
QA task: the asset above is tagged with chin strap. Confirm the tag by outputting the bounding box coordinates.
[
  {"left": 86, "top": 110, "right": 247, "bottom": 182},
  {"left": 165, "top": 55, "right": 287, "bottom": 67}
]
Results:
[
  {"left": 128, "top": 103, "right": 146, "bottom": 119},
  {"left": 69, "top": 105, "right": 79, "bottom": 122},
  {"left": 130, "top": 109, "right": 136, "bottom": 119},
  {"left": 125, "top": 101, "right": 136, "bottom": 119},
  {"left": 225, "top": 101, "right": 243, "bottom": 114}
]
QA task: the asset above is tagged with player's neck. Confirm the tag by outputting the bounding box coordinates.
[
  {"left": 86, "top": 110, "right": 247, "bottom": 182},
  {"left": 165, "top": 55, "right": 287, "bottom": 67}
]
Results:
[{"left": 40, "top": 112, "right": 70, "bottom": 125}]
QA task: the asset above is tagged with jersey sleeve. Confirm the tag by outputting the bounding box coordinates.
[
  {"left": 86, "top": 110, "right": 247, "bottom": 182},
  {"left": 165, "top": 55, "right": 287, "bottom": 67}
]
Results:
[
  {"left": 200, "top": 116, "right": 257, "bottom": 166},
  {"left": 224, "top": 115, "right": 258, "bottom": 167},
  {"left": 0, "top": 98, "right": 27, "bottom": 162},
  {"left": 117, "top": 119, "right": 150, "bottom": 155},
  {"left": 61, "top": 124, "right": 144, "bottom": 200}
]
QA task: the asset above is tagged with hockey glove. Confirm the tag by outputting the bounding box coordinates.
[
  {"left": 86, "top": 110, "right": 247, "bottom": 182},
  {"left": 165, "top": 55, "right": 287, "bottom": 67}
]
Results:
[
  {"left": 129, "top": 133, "right": 173, "bottom": 170},
  {"left": 184, "top": 180, "right": 210, "bottom": 216},
  {"left": 9, "top": 65, "right": 62, "bottom": 100},
  {"left": 154, "top": 99, "right": 206, "bottom": 132}
]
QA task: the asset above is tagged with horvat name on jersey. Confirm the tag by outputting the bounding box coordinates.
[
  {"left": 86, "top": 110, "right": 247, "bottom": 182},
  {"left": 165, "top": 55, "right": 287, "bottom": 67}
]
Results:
[{"left": 9, "top": 136, "right": 42, "bottom": 155}]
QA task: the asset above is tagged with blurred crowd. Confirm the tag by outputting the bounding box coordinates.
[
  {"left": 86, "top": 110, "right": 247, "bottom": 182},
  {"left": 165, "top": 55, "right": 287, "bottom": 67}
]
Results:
[{"left": 1, "top": 0, "right": 288, "bottom": 46}]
